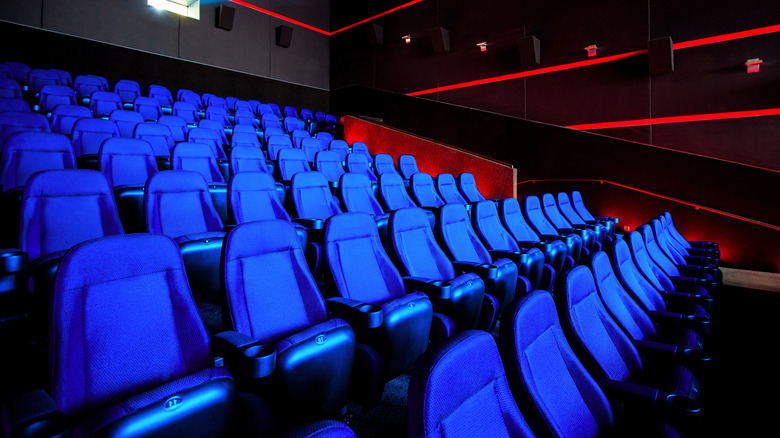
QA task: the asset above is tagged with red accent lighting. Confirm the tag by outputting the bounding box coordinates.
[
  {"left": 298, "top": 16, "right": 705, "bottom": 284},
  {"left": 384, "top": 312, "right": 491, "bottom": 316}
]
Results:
[{"left": 566, "top": 107, "right": 780, "bottom": 130}]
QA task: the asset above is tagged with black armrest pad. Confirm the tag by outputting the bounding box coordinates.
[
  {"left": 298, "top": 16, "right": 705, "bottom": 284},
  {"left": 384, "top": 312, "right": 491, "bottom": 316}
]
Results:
[
  {"left": 0, "top": 248, "right": 27, "bottom": 273},
  {"left": 403, "top": 276, "right": 451, "bottom": 299},
  {"left": 212, "top": 331, "right": 275, "bottom": 379},
  {"left": 598, "top": 378, "right": 659, "bottom": 408},
  {"left": 1, "top": 389, "right": 70, "bottom": 438},
  {"left": 452, "top": 261, "right": 497, "bottom": 279},
  {"left": 325, "top": 297, "right": 383, "bottom": 329},
  {"left": 292, "top": 218, "right": 324, "bottom": 230}
]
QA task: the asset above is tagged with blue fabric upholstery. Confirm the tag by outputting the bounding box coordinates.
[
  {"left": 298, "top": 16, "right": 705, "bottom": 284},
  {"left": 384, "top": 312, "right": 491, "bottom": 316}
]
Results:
[
  {"left": 379, "top": 172, "right": 416, "bottom": 211},
  {"left": 173, "top": 101, "right": 200, "bottom": 126},
  {"left": 302, "top": 137, "right": 325, "bottom": 163},
  {"left": 51, "top": 233, "right": 234, "bottom": 437},
  {"left": 0, "top": 111, "right": 51, "bottom": 145},
  {"left": 144, "top": 170, "right": 223, "bottom": 238},
  {"left": 558, "top": 191, "right": 615, "bottom": 239},
  {"left": 640, "top": 224, "right": 715, "bottom": 286},
  {"left": 37, "top": 85, "right": 76, "bottom": 114},
  {"left": 206, "top": 105, "right": 231, "bottom": 130},
  {"left": 171, "top": 141, "right": 225, "bottom": 184},
  {"left": 0, "top": 78, "right": 22, "bottom": 99},
  {"left": 157, "top": 115, "right": 189, "bottom": 143},
  {"left": 315, "top": 150, "right": 346, "bottom": 183},
  {"left": 541, "top": 192, "right": 599, "bottom": 253},
  {"left": 498, "top": 197, "right": 569, "bottom": 275},
  {"left": 230, "top": 145, "right": 272, "bottom": 175},
  {"left": 228, "top": 172, "right": 291, "bottom": 224},
  {"left": 147, "top": 85, "right": 173, "bottom": 109},
  {"left": 133, "top": 122, "right": 175, "bottom": 158},
  {"left": 108, "top": 109, "right": 144, "bottom": 138},
  {"left": 324, "top": 212, "right": 433, "bottom": 378},
  {"left": 234, "top": 109, "right": 258, "bottom": 129},
  {"left": 50, "top": 104, "right": 91, "bottom": 136},
  {"left": 408, "top": 330, "right": 534, "bottom": 438},
  {"left": 73, "top": 75, "right": 103, "bottom": 104},
  {"left": 133, "top": 96, "right": 164, "bottom": 122},
  {"left": 398, "top": 154, "right": 420, "bottom": 180},
  {"left": 291, "top": 129, "right": 311, "bottom": 149},
  {"left": 223, "top": 220, "right": 356, "bottom": 418},
  {"left": 338, "top": 173, "right": 385, "bottom": 216},
  {"left": 471, "top": 201, "right": 548, "bottom": 291},
  {"left": 658, "top": 213, "right": 719, "bottom": 260},
  {"left": 262, "top": 113, "right": 282, "bottom": 130},
  {"left": 409, "top": 172, "right": 445, "bottom": 208},
  {"left": 113, "top": 79, "right": 141, "bottom": 108},
  {"left": 0, "top": 98, "right": 30, "bottom": 113},
  {"left": 345, "top": 152, "right": 377, "bottom": 183},
  {"left": 70, "top": 118, "right": 120, "bottom": 158},
  {"left": 198, "top": 119, "right": 229, "bottom": 145},
  {"left": 437, "top": 203, "right": 520, "bottom": 311},
  {"left": 522, "top": 195, "right": 584, "bottom": 264},
  {"left": 350, "top": 142, "right": 372, "bottom": 163},
  {"left": 389, "top": 207, "right": 486, "bottom": 331},
  {"left": 89, "top": 91, "right": 122, "bottom": 118},
  {"left": 26, "top": 69, "right": 60, "bottom": 94},
  {"left": 373, "top": 153, "right": 398, "bottom": 177},
  {"left": 328, "top": 140, "right": 350, "bottom": 162},
  {"left": 291, "top": 171, "right": 342, "bottom": 220},
  {"left": 98, "top": 137, "right": 157, "bottom": 188},
  {"left": 267, "top": 135, "right": 294, "bottom": 161},
  {"left": 277, "top": 147, "right": 312, "bottom": 181},
  {"left": 1, "top": 132, "right": 76, "bottom": 192},
  {"left": 456, "top": 172, "right": 486, "bottom": 203},
  {"left": 435, "top": 173, "right": 468, "bottom": 205},
  {"left": 187, "top": 127, "right": 227, "bottom": 160}
]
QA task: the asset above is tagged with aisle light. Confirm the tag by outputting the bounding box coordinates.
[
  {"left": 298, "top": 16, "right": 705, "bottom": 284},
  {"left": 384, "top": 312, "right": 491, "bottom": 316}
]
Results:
[{"left": 149, "top": 0, "right": 200, "bottom": 19}]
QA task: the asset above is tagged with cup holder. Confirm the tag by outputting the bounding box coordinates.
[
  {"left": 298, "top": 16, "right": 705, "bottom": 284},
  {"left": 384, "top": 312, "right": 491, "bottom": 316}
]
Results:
[
  {"left": 683, "top": 348, "right": 712, "bottom": 362},
  {"left": 240, "top": 344, "right": 276, "bottom": 379},
  {"left": 358, "top": 304, "right": 382, "bottom": 314},
  {"left": 357, "top": 304, "right": 383, "bottom": 328},
  {"left": 666, "top": 394, "right": 701, "bottom": 413},
  {"left": 0, "top": 249, "right": 27, "bottom": 273},
  {"left": 243, "top": 344, "right": 275, "bottom": 359}
]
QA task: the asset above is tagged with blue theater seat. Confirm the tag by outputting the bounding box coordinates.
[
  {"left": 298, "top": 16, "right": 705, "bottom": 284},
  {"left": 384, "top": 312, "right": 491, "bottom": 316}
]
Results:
[
  {"left": 498, "top": 197, "right": 572, "bottom": 276},
  {"left": 350, "top": 141, "right": 372, "bottom": 163},
  {"left": 4, "top": 62, "right": 30, "bottom": 84},
  {"left": 456, "top": 172, "right": 486, "bottom": 203},
  {"left": 113, "top": 79, "right": 141, "bottom": 109},
  {"left": 70, "top": 117, "right": 120, "bottom": 169},
  {"left": 283, "top": 105, "right": 299, "bottom": 118},
  {"left": 570, "top": 190, "right": 620, "bottom": 232},
  {"left": 344, "top": 152, "right": 377, "bottom": 184},
  {"left": 657, "top": 213, "right": 719, "bottom": 261},
  {"left": 378, "top": 172, "right": 416, "bottom": 211},
  {"left": 171, "top": 141, "right": 226, "bottom": 184},
  {"left": 0, "top": 78, "right": 22, "bottom": 100},
  {"left": 541, "top": 192, "right": 601, "bottom": 253},
  {"left": 188, "top": 126, "right": 228, "bottom": 160},
  {"left": 435, "top": 173, "right": 468, "bottom": 205},
  {"left": 199, "top": 118, "right": 230, "bottom": 146},
  {"left": 373, "top": 153, "right": 398, "bottom": 177},
  {"left": 88, "top": 90, "right": 122, "bottom": 118},
  {"left": 229, "top": 145, "right": 274, "bottom": 176},
  {"left": 49, "top": 104, "right": 91, "bottom": 135},
  {"left": 36, "top": 85, "right": 76, "bottom": 115},
  {"left": 108, "top": 109, "right": 144, "bottom": 137},
  {"left": 314, "top": 150, "right": 345, "bottom": 188},
  {"left": 0, "top": 63, "right": 14, "bottom": 80},
  {"left": 436, "top": 203, "right": 523, "bottom": 313},
  {"left": 206, "top": 105, "right": 232, "bottom": 132},
  {"left": 133, "top": 121, "right": 175, "bottom": 169},
  {"left": 468, "top": 200, "right": 551, "bottom": 292},
  {"left": 147, "top": 84, "right": 173, "bottom": 113},
  {"left": 291, "top": 171, "right": 341, "bottom": 221},
  {"left": 173, "top": 100, "right": 201, "bottom": 127},
  {"left": 262, "top": 113, "right": 282, "bottom": 130},
  {"left": 157, "top": 114, "right": 189, "bottom": 142},
  {"left": 209, "top": 96, "right": 229, "bottom": 111},
  {"left": 73, "top": 75, "right": 103, "bottom": 105},
  {"left": 144, "top": 170, "right": 226, "bottom": 302},
  {"left": 284, "top": 116, "right": 304, "bottom": 133},
  {"left": 133, "top": 95, "right": 163, "bottom": 121},
  {"left": 0, "top": 111, "right": 51, "bottom": 145},
  {"left": 277, "top": 147, "right": 312, "bottom": 182},
  {"left": 26, "top": 69, "right": 60, "bottom": 96},
  {"left": 558, "top": 191, "right": 616, "bottom": 240},
  {"left": 316, "top": 131, "right": 333, "bottom": 143},
  {"left": 178, "top": 89, "right": 204, "bottom": 113},
  {"left": 521, "top": 194, "right": 585, "bottom": 264},
  {"left": 263, "top": 126, "right": 285, "bottom": 146},
  {"left": 642, "top": 222, "right": 719, "bottom": 287},
  {"left": 0, "top": 97, "right": 30, "bottom": 113},
  {"left": 500, "top": 290, "right": 684, "bottom": 437},
  {"left": 324, "top": 212, "right": 435, "bottom": 379},
  {"left": 397, "top": 154, "right": 420, "bottom": 181},
  {"left": 328, "top": 139, "right": 350, "bottom": 162},
  {"left": 268, "top": 103, "right": 282, "bottom": 118},
  {"left": 409, "top": 172, "right": 445, "bottom": 209},
  {"left": 48, "top": 69, "right": 72, "bottom": 88},
  {"left": 267, "top": 134, "right": 294, "bottom": 161},
  {"left": 407, "top": 330, "right": 535, "bottom": 438},
  {"left": 98, "top": 137, "right": 158, "bottom": 233},
  {"left": 230, "top": 130, "right": 263, "bottom": 150},
  {"left": 292, "top": 129, "right": 311, "bottom": 149},
  {"left": 337, "top": 172, "right": 390, "bottom": 249},
  {"left": 234, "top": 108, "right": 258, "bottom": 129},
  {"left": 388, "top": 207, "right": 491, "bottom": 332}
]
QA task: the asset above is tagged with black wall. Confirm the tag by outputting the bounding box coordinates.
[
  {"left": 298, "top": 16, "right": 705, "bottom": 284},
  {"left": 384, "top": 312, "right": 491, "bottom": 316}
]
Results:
[{"left": 331, "top": 0, "right": 780, "bottom": 170}]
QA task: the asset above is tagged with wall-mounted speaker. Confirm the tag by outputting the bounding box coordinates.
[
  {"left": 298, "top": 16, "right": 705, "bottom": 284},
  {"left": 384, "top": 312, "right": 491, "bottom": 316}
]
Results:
[
  {"left": 276, "top": 25, "right": 293, "bottom": 48},
  {"left": 648, "top": 36, "right": 674, "bottom": 75},
  {"left": 518, "top": 35, "right": 540, "bottom": 66},
  {"left": 430, "top": 27, "right": 450, "bottom": 53},
  {"left": 366, "top": 23, "right": 383, "bottom": 46},
  {"left": 215, "top": 5, "right": 235, "bottom": 31}
]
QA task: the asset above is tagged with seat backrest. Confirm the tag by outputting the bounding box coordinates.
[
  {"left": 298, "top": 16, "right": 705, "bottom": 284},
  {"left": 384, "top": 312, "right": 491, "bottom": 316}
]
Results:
[
  {"left": 27, "top": 68, "right": 61, "bottom": 93},
  {"left": 345, "top": 152, "right": 377, "bottom": 182},
  {"left": 261, "top": 113, "right": 281, "bottom": 130},
  {"left": 201, "top": 93, "right": 216, "bottom": 107},
  {"left": 263, "top": 127, "right": 285, "bottom": 145},
  {"left": 157, "top": 115, "right": 188, "bottom": 142},
  {"left": 499, "top": 290, "right": 615, "bottom": 438},
  {"left": 435, "top": 173, "right": 468, "bottom": 205},
  {"left": 337, "top": 172, "right": 384, "bottom": 216},
  {"left": 233, "top": 109, "right": 257, "bottom": 128},
  {"left": 223, "top": 220, "right": 328, "bottom": 340},
  {"left": 379, "top": 172, "right": 416, "bottom": 211},
  {"left": 208, "top": 96, "right": 228, "bottom": 110},
  {"left": 49, "top": 69, "right": 73, "bottom": 87},
  {"left": 521, "top": 195, "right": 558, "bottom": 236},
  {"left": 300, "top": 108, "right": 313, "bottom": 120},
  {"left": 556, "top": 192, "right": 587, "bottom": 226},
  {"left": 649, "top": 218, "right": 685, "bottom": 265},
  {"left": 147, "top": 84, "right": 173, "bottom": 107},
  {"left": 173, "top": 101, "right": 200, "bottom": 125},
  {"left": 229, "top": 145, "right": 270, "bottom": 175},
  {"left": 20, "top": 169, "right": 124, "bottom": 260},
  {"left": 98, "top": 137, "right": 158, "bottom": 187},
  {"left": 0, "top": 111, "right": 51, "bottom": 145},
  {"left": 256, "top": 103, "right": 273, "bottom": 116},
  {"left": 113, "top": 79, "right": 141, "bottom": 105},
  {"left": 283, "top": 106, "right": 299, "bottom": 118},
  {"left": 1, "top": 132, "right": 76, "bottom": 192},
  {"left": 198, "top": 119, "right": 229, "bottom": 145},
  {"left": 408, "top": 330, "right": 535, "bottom": 438},
  {"left": 206, "top": 106, "right": 231, "bottom": 128},
  {"left": 89, "top": 91, "right": 122, "bottom": 118},
  {"left": 228, "top": 171, "right": 290, "bottom": 224},
  {"left": 315, "top": 131, "right": 333, "bottom": 142},
  {"left": 558, "top": 265, "right": 644, "bottom": 382},
  {"left": 389, "top": 207, "right": 456, "bottom": 280},
  {"left": 52, "top": 233, "right": 211, "bottom": 418},
  {"left": 171, "top": 141, "right": 225, "bottom": 183},
  {"left": 5, "top": 62, "right": 30, "bottom": 84},
  {"left": 73, "top": 75, "right": 103, "bottom": 101},
  {"left": 541, "top": 192, "right": 572, "bottom": 229},
  {"left": 178, "top": 90, "right": 204, "bottom": 111},
  {"left": 409, "top": 172, "right": 445, "bottom": 208},
  {"left": 625, "top": 231, "right": 671, "bottom": 292},
  {"left": 437, "top": 203, "right": 492, "bottom": 264},
  {"left": 108, "top": 109, "right": 144, "bottom": 138},
  {"left": 0, "top": 97, "right": 31, "bottom": 113},
  {"left": 373, "top": 153, "right": 398, "bottom": 176},
  {"left": 457, "top": 172, "right": 486, "bottom": 203},
  {"left": 588, "top": 251, "right": 657, "bottom": 343},
  {"left": 133, "top": 122, "right": 175, "bottom": 157},
  {"left": 37, "top": 85, "right": 76, "bottom": 113},
  {"left": 397, "top": 154, "right": 419, "bottom": 180},
  {"left": 277, "top": 147, "right": 311, "bottom": 180},
  {"left": 571, "top": 190, "right": 596, "bottom": 222},
  {"left": 230, "top": 131, "right": 261, "bottom": 149},
  {"left": 639, "top": 223, "right": 680, "bottom": 278},
  {"left": 291, "top": 129, "right": 311, "bottom": 149},
  {"left": 0, "top": 78, "right": 22, "bottom": 99},
  {"left": 498, "top": 198, "right": 540, "bottom": 243},
  {"left": 266, "top": 135, "right": 294, "bottom": 161},
  {"left": 133, "top": 96, "right": 163, "bottom": 121},
  {"left": 290, "top": 171, "right": 341, "bottom": 219},
  {"left": 608, "top": 239, "right": 668, "bottom": 313},
  {"left": 50, "top": 104, "right": 91, "bottom": 135},
  {"left": 471, "top": 200, "right": 520, "bottom": 252},
  {"left": 283, "top": 116, "right": 302, "bottom": 132},
  {"left": 350, "top": 142, "right": 371, "bottom": 161},
  {"left": 314, "top": 149, "right": 345, "bottom": 182},
  {"left": 0, "top": 64, "right": 13, "bottom": 80},
  {"left": 328, "top": 139, "right": 350, "bottom": 162},
  {"left": 324, "top": 212, "right": 407, "bottom": 304},
  {"left": 144, "top": 170, "right": 224, "bottom": 237},
  {"left": 70, "top": 118, "right": 120, "bottom": 157},
  {"left": 187, "top": 127, "right": 227, "bottom": 160}
]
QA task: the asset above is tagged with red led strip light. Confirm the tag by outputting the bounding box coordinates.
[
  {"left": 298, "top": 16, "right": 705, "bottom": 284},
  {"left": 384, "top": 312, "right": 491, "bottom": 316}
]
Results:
[
  {"left": 566, "top": 107, "right": 780, "bottom": 130},
  {"left": 516, "top": 179, "right": 780, "bottom": 232},
  {"left": 228, "top": 0, "right": 425, "bottom": 36}
]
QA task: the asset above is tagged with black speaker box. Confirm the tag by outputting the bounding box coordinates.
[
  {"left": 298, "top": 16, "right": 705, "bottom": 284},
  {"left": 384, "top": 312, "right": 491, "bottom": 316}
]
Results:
[
  {"left": 366, "top": 23, "right": 383, "bottom": 46},
  {"left": 518, "top": 35, "right": 540, "bottom": 66},
  {"left": 648, "top": 36, "right": 674, "bottom": 75},
  {"left": 430, "top": 27, "right": 450, "bottom": 53},
  {"left": 276, "top": 25, "right": 293, "bottom": 48},
  {"left": 215, "top": 5, "right": 235, "bottom": 31}
]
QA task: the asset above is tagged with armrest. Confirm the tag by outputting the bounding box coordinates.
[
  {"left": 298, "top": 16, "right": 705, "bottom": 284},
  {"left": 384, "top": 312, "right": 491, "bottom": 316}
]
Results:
[
  {"left": 212, "top": 331, "right": 275, "bottom": 380},
  {"left": 292, "top": 218, "right": 323, "bottom": 230},
  {"left": 647, "top": 310, "right": 710, "bottom": 336},
  {"left": 403, "top": 276, "right": 451, "bottom": 299},
  {"left": 570, "top": 223, "right": 588, "bottom": 229},
  {"left": 325, "top": 297, "right": 383, "bottom": 329},
  {"left": 0, "top": 248, "right": 27, "bottom": 274},
  {"left": 555, "top": 227, "right": 575, "bottom": 234},
  {"left": 222, "top": 224, "right": 237, "bottom": 233},
  {"left": 487, "top": 249, "right": 527, "bottom": 269},
  {"left": 597, "top": 378, "right": 701, "bottom": 430},
  {"left": 594, "top": 216, "right": 619, "bottom": 223},
  {"left": 659, "top": 290, "right": 713, "bottom": 310},
  {"left": 1, "top": 389, "right": 71, "bottom": 438},
  {"left": 451, "top": 261, "right": 498, "bottom": 279},
  {"left": 632, "top": 339, "right": 712, "bottom": 375},
  {"left": 675, "top": 264, "right": 707, "bottom": 278}
]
